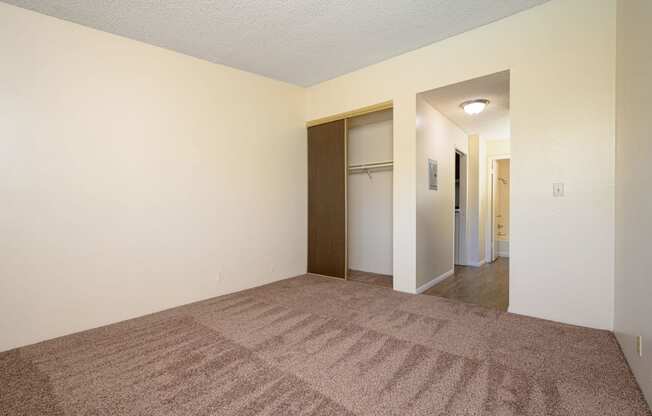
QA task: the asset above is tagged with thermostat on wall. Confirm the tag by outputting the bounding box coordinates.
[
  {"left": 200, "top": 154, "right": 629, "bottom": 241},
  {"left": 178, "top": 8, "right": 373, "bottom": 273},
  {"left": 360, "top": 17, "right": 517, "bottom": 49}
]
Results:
[{"left": 428, "top": 159, "right": 438, "bottom": 190}]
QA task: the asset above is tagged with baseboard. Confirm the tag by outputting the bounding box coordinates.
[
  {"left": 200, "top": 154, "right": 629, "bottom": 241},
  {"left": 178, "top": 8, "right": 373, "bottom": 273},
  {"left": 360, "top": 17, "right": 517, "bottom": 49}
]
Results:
[
  {"left": 496, "top": 240, "right": 509, "bottom": 258},
  {"left": 469, "top": 259, "right": 486, "bottom": 267},
  {"left": 416, "top": 269, "right": 454, "bottom": 294}
]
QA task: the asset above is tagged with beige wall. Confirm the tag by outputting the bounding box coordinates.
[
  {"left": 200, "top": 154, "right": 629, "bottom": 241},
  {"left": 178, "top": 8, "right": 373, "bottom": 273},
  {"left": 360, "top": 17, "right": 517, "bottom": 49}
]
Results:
[
  {"left": 415, "top": 97, "right": 468, "bottom": 289},
  {"left": 0, "top": 4, "right": 307, "bottom": 352},
  {"left": 615, "top": 0, "right": 652, "bottom": 404},
  {"left": 486, "top": 140, "right": 511, "bottom": 157},
  {"left": 306, "top": 0, "right": 616, "bottom": 329}
]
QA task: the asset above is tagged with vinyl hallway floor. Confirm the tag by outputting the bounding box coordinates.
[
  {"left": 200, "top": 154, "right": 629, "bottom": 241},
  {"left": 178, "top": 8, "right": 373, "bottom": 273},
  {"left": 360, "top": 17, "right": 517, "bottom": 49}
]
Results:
[
  {"left": 424, "top": 257, "right": 509, "bottom": 311},
  {"left": 348, "top": 257, "right": 509, "bottom": 311}
]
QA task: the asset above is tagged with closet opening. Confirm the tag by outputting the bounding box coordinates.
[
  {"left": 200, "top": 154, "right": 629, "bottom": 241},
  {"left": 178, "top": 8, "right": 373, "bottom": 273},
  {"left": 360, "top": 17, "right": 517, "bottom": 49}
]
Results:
[
  {"left": 346, "top": 109, "right": 394, "bottom": 288},
  {"left": 306, "top": 103, "right": 393, "bottom": 285}
]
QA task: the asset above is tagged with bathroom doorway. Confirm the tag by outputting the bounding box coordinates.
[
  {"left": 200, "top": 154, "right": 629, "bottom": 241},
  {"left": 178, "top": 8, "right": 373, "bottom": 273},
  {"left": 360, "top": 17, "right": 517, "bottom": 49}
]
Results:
[{"left": 490, "top": 157, "right": 510, "bottom": 262}]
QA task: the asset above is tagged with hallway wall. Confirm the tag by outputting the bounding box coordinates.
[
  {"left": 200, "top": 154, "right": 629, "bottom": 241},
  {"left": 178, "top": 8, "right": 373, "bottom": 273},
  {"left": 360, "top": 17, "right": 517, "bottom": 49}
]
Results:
[{"left": 415, "top": 96, "right": 468, "bottom": 289}]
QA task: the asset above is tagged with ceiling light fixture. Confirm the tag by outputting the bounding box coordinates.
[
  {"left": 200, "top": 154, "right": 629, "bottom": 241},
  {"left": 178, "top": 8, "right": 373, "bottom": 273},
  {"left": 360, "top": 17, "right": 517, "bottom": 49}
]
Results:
[{"left": 460, "top": 99, "right": 490, "bottom": 115}]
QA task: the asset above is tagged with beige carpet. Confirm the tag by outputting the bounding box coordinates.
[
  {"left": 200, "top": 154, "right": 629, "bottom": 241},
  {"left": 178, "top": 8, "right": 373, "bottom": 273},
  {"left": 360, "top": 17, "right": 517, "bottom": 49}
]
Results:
[
  {"left": 348, "top": 269, "right": 393, "bottom": 288},
  {"left": 1, "top": 274, "right": 650, "bottom": 415}
]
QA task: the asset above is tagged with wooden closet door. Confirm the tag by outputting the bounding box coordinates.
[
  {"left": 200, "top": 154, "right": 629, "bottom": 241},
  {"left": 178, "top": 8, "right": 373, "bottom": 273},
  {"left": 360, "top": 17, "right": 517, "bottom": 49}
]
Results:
[{"left": 308, "top": 120, "right": 347, "bottom": 278}]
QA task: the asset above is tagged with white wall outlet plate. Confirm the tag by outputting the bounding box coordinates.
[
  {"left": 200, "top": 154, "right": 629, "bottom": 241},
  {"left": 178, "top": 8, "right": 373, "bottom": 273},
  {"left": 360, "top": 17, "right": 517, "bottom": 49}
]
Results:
[{"left": 553, "top": 182, "right": 565, "bottom": 197}]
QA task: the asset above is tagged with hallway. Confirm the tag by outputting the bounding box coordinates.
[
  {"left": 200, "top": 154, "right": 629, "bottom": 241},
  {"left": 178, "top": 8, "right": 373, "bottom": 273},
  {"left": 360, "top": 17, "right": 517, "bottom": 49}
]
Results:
[
  {"left": 348, "top": 258, "right": 509, "bottom": 311},
  {"left": 424, "top": 257, "right": 509, "bottom": 311}
]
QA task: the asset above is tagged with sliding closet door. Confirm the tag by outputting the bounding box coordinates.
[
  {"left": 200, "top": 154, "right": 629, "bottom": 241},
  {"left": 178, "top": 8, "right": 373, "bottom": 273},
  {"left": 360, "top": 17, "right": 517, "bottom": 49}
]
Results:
[{"left": 308, "top": 120, "right": 347, "bottom": 278}]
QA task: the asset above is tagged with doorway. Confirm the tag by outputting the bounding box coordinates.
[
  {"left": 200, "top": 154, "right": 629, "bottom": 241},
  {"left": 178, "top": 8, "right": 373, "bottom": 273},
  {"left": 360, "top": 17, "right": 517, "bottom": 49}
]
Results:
[
  {"left": 454, "top": 150, "right": 467, "bottom": 265},
  {"left": 347, "top": 109, "right": 394, "bottom": 287},
  {"left": 414, "top": 70, "right": 510, "bottom": 310},
  {"left": 490, "top": 157, "right": 510, "bottom": 262}
]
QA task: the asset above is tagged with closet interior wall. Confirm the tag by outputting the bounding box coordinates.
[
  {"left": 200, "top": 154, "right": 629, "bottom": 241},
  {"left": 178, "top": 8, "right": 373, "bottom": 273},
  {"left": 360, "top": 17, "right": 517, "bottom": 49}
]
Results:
[{"left": 347, "top": 110, "right": 394, "bottom": 277}]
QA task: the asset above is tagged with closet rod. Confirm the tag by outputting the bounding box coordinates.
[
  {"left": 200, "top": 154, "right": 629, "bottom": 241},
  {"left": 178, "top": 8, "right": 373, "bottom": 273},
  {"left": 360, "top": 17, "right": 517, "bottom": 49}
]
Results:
[
  {"left": 348, "top": 160, "right": 393, "bottom": 170},
  {"left": 348, "top": 166, "right": 393, "bottom": 177},
  {"left": 348, "top": 164, "right": 393, "bottom": 172}
]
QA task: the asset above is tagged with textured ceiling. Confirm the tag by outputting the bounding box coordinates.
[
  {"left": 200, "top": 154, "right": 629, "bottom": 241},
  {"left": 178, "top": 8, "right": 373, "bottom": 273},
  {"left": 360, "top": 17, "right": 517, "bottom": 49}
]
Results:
[
  {"left": 421, "top": 70, "right": 510, "bottom": 140},
  {"left": 3, "top": 0, "right": 549, "bottom": 86}
]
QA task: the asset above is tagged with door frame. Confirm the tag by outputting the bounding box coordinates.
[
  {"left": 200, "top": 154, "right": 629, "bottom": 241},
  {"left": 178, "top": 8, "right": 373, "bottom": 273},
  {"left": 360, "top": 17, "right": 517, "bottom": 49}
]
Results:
[
  {"left": 454, "top": 149, "right": 468, "bottom": 265},
  {"left": 306, "top": 101, "right": 393, "bottom": 128}
]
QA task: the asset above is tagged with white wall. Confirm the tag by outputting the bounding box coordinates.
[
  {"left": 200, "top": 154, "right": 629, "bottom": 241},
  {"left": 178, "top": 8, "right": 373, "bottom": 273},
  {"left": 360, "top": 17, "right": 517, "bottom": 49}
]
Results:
[
  {"left": 347, "top": 111, "right": 393, "bottom": 275},
  {"left": 306, "top": 0, "right": 616, "bottom": 329},
  {"left": 0, "top": 4, "right": 307, "bottom": 352},
  {"left": 615, "top": 0, "right": 652, "bottom": 404},
  {"left": 415, "top": 97, "right": 468, "bottom": 288}
]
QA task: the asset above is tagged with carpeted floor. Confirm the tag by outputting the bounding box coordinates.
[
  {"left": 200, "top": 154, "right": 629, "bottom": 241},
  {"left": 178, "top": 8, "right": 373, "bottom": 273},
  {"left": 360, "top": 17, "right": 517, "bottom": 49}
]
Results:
[
  {"left": 1, "top": 274, "right": 650, "bottom": 415},
  {"left": 348, "top": 269, "right": 393, "bottom": 288}
]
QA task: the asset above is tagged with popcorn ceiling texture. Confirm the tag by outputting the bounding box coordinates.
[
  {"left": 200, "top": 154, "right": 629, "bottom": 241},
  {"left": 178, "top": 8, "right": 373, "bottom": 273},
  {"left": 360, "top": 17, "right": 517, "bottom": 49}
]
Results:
[
  {"left": 2, "top": 0, "right": 549, "bottom": 86},
  {"left": 1, "top": 274, "right": 650, "bottom": 415}
]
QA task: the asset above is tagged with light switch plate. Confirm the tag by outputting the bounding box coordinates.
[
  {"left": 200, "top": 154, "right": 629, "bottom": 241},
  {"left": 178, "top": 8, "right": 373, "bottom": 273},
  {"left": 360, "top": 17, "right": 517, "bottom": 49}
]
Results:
[
  {"left": 553, "top": 183, "right": 565, "bottom": 197},
  {"left": 636, "top": 336, "right": 643, "bottom": 357}
]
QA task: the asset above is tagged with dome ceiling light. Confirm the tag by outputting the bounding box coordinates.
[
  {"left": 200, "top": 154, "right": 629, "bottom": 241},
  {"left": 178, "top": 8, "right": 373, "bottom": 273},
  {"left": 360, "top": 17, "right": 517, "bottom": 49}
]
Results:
[{"left": 460, "top": 99, "right": 490, "bottom": 115}]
